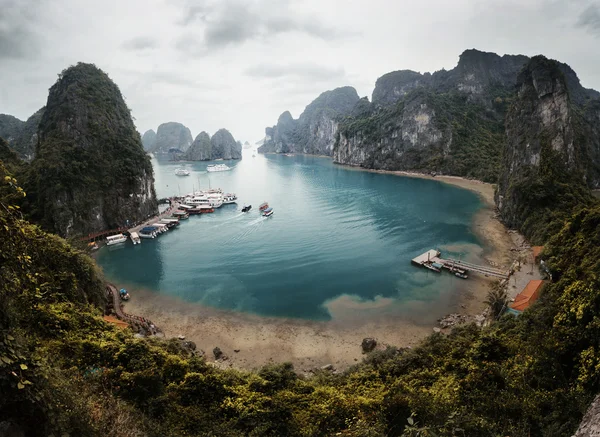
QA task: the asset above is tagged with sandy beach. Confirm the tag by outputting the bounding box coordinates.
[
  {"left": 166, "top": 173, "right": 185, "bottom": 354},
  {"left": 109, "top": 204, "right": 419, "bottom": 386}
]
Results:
[{"left": 119, "top": 166, "right": 528, "bottom": 372}]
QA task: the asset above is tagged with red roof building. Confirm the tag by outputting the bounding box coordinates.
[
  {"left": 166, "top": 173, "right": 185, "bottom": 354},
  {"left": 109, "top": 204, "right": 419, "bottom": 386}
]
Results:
[{"left": 509, "top": 280, "right": 545, "bottom": 313}]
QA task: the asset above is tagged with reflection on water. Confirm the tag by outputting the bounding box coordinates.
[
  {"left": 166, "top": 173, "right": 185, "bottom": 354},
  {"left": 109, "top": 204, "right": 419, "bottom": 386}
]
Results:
[{"left": 97, "top": 151, "right": 484, "bottom": 321}]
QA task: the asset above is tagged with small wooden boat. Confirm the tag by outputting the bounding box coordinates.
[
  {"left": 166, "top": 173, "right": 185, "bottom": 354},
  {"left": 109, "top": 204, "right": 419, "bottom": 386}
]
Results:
[
  {"left": 119, "top": 288, "right": 130, "bottom": 301},
  {"left": 423, "top": 263, "right": 441, "bottom": 273},
  {"left": 242, "top": 205, "right": 252, "bottom": 212},
  {"left": 259, "top": 202, "right": 269, "bottom": 211},
  {"left": 455, "top": 272, "right": 468, "bottom": 279}
]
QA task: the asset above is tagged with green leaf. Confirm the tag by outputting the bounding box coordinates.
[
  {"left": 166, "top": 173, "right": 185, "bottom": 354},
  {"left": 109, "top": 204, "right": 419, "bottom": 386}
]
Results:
[
  {"left": 407, "top": 417, "right": 414, "bottom": 426},
  {"left": 17, "top": 382, "right": 24, "bottom": 389},
  {"left": 6, "top": 335, "right": 14, "bottom": 341},
  {"left": 20, "top": 363, "right": 28, "bottom": 370},
  {"left": 1, "top": 356, "right": 12, "bottom": 364}
]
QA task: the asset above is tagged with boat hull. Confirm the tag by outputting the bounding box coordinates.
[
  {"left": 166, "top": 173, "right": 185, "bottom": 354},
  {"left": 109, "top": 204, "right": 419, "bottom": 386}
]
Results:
[{"left": 106, "top": 237, "right": 127, "bottom": 246}]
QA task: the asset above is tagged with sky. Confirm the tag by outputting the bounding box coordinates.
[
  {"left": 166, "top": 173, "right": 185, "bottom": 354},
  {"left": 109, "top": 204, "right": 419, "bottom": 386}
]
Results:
[{"left": 1, "top": 0, "right": 600, "bottom": 143}]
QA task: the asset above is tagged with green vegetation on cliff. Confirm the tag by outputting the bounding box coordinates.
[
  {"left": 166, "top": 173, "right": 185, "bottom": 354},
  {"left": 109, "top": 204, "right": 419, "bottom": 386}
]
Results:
[
  {"left": 497, "top": 56, "right": 597, "bottom": 243},
  {"left": 337, "top": 88, "right": 507, "bottom": 182},
  {"left": 26, "top": 63, "right": 157, "bottom": 237}
]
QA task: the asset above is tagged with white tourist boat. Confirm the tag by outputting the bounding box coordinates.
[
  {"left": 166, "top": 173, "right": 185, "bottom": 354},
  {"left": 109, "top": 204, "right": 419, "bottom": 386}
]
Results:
[
  {"left": 153, "top": 223, "right": 169, "bottom": 233},
  {"left": 175, "top": 168, "right": 190, "bottom": 176},
  {"left": 106, "top": 233, "right": 127, "bottom": 246},
  {"left": 206, "top": 164, "right": 230, "bottom": 172},
  {"left": 129, "top": 232, "right": 141, "bottom": 245},
  {"left": 184, "top": 192, "right": 223, "bottom": 208},
  {"left": 223, "top": 193, "right": 237, "bottom": 204}
]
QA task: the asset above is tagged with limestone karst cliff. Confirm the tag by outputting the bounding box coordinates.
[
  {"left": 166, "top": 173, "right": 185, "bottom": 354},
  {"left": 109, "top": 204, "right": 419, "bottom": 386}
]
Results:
[
  {"left": 141, "top": 129, "right": 157, "bottom": 151},
  {"left": 181, "top": 129, "right": 241, "bottom": 161},
  {"left": 152, "top": 122, "right": 193, "bottom": 154},
  {"left": 332, "top": 50, "right": 533, "bottom": 181},
  {"left": 495, "top": 55, "right": 597, "bottom": 241},
  {"left": 259, "top": 86, "right": 360, "bottom": 156},
  {"left": 255, "top": 49, "right": 599, "bottom": 186},
  {"left": 28, "top": 62, "right": 157, "bottom": 237},
  {"left": 184, "top": 131, "right": 212, "bottom": 160},
  {"left": 0, "top": 108, "right": 45, "bottom": 161},
  {"left": 0, "top": 114, "right": 23, "bottom": 146},
  {"left": 210, "top": 128, "right": 242, "bottom": 160}
]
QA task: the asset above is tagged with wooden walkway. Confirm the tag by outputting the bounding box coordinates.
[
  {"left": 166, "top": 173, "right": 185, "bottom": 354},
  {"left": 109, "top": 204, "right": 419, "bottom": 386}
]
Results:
[
  {"left": 411, "top": 249, "right": 510, "bottom": 279},
  {"left": 80, "top": 227, "right": 128, "bottom": 242},
  {"left": 106, "top": 284, "right": 160, "bottom": 335},
  {"left": 127, "top": 201, "right": 181, "bottom": 234},
  {"left": 443, "top": 258, "right": 510, "bottom": 279}
]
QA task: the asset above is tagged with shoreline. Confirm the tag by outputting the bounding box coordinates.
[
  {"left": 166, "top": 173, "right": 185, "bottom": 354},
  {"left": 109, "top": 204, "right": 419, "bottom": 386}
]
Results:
[{"left": 116, "top": 160, "right": 527, "bottom": 372}]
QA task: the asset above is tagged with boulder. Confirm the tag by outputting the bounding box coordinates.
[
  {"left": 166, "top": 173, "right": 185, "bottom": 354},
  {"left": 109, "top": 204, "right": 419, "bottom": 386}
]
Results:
[
  {"left": 213, "top": 346, "right": 223, "bottom": 360},
  {"left": 361, "top": 337, "right": 377, "bottom": 353}
]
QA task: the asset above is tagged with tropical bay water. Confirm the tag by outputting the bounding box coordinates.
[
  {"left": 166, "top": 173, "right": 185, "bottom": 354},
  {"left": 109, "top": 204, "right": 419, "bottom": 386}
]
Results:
[{"left": 97, "top": 150, "right": 485, "bottom": 321}]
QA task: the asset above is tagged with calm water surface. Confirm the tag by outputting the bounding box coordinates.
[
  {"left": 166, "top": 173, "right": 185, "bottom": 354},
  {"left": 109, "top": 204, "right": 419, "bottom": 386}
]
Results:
[{"left": 97, "top": 151, "right": 484, "bottom": 320}]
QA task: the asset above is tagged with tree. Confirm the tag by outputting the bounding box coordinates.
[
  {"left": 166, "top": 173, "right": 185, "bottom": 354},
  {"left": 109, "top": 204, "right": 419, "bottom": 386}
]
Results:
[{"left": 484, "top": 281, "right": 508, "bottom": 320}]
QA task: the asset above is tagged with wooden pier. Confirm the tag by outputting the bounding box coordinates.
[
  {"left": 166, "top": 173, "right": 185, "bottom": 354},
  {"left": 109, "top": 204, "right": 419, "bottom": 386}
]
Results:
[
  {"left": 411, "top": 249, "right": 510, "bottom": 279},
  {"left": 127, "top": 201, "right": 181, "bottom": 234}
]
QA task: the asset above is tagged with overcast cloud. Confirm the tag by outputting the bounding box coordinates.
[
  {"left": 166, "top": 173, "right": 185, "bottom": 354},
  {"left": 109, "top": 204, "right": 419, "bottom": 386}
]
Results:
[{"left": 1, "top": 0, "right": 600, "bottom": 142}]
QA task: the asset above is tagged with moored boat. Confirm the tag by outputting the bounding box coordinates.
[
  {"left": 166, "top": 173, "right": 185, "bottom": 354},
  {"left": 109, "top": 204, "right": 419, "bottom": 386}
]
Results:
[
  {"left": 423, "top": 263, "right": 441, "bottom": 273},
  {"left": 223, "top": 193, "right": 237, "bottom": 204},
  {"left": 160, "top": 218, "right": 180, "bottom": 228},
  {"left": 106, "top": 233, "right": 127, "bottom": 246},
  {"left": 175, "top": 168, "right": 190, "bottom": 176},
  {"left": 119, "top": 288, "right": 130, "bottom": 301},
  {"left": 455, "top": 272, "right": 468, "bottom": 279},
  {"left": 130, "top": 232, "right": 141, "bottom": 245},
  {"left": 139, "top": 226, "right": 158, "bottom": 238},
  {"left": 172, "top": 210, "right": 189, "bottom": 219},
  {"left": 206, "top": 164, "right": 231, "bottom": 172},
  {"left": 153, "top": 223, "right": 169, "bottom": 233}
]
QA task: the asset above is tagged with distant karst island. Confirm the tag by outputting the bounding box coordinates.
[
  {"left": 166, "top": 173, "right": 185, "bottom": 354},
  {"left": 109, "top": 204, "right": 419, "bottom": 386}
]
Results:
[{"left": 141, "top": 123, "right": 242, "bottom": 162}]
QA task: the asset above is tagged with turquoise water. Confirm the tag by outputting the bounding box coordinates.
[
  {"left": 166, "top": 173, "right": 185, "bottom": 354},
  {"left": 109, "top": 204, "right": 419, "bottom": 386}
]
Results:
[{"left": 97, "top": 151, "right": 484, "bottom": 321}]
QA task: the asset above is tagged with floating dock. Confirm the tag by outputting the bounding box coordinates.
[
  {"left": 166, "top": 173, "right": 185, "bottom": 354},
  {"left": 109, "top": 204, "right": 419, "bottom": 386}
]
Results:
[{"left": 412, "top": 249, "right": 510, "bottom": 279}]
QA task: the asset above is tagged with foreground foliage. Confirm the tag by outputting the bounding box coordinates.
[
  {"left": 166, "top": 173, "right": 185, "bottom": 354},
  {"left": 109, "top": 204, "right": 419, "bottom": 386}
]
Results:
[{"left": 1, "top": 158, "right": 600, "bottom": 436}]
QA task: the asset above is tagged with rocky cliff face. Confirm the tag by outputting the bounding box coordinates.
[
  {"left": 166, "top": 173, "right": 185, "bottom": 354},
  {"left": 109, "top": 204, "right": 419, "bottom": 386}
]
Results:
[
  {"left": 0, "top": 109, "right": 44, "bottom": 161},
  {"left": 0, "top": 114, "right": 23, "bottom": 144},
  {"left": 29, "top": 62, "right": 157, "bottom": 237},
  {"left": 331, "top": 50, "right": 530, "bottom": 181},
  {"left": 153, "top": 122, "right": 193, "bottom": 154},
  {"left": 141, "top": 129, "right": 157, "bottom": 151},
  {"left": 259, "top": 87, "right": 360, "bottom": 156},
  {"left": 184, "top": 131, "right": 212, "bottom": 160},
  {"left": 573, "top": 394, "right": 600, "bottom": 437},
  {"left": 495, "top": 56, "right": 597, "bottom": 240},
  {"left": 370, "top": 50, "right": 528, "bottom": 107},
  {"left": 210, "top": 129, "right": 242, "bottom": 160}
]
